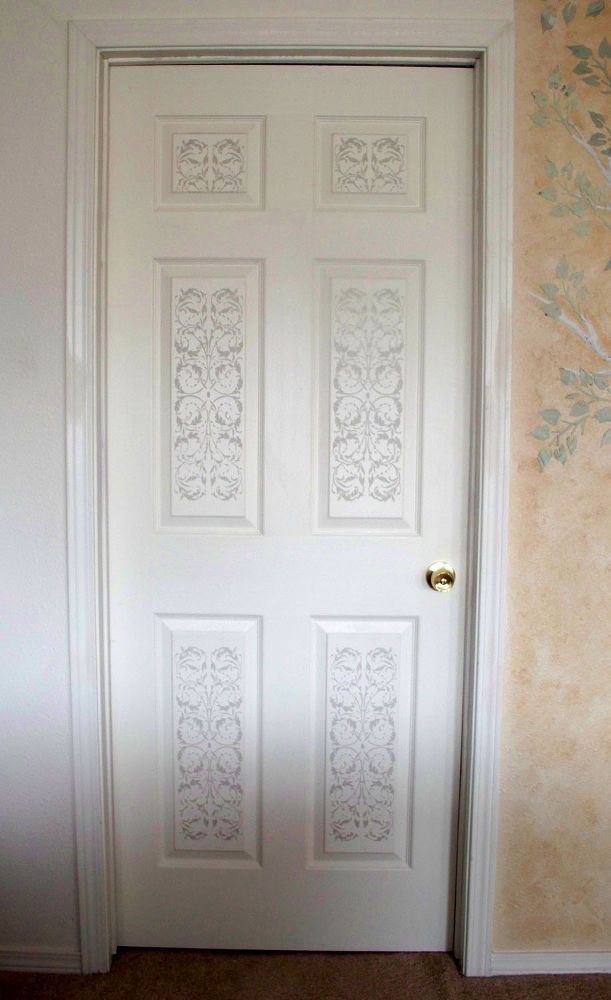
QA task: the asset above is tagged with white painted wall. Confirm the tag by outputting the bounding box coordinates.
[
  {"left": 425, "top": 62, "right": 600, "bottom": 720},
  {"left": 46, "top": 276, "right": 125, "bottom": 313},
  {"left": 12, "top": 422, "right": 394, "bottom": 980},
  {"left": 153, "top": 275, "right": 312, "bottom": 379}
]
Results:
[
  {"left": 0, "top": 0, "right": 79, "bottom": 954},
  {"left": 35, "top": 0, "right": 514, "bottom": 22},
  {"left": 0, "top": 0, "right": 512, "bottom": 962}
]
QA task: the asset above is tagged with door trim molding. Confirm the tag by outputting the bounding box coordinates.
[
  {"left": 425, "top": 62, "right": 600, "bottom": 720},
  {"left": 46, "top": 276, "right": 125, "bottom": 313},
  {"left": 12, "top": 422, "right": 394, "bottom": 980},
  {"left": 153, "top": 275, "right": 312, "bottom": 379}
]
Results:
[{"left": 66, "top": 15, "right": 513, "bottom": 975}]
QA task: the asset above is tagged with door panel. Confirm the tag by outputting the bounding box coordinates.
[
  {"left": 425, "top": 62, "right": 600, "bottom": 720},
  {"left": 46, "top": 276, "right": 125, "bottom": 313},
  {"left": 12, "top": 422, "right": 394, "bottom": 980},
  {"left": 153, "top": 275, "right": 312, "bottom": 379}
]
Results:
[
  {"left": 311, "top": 617, "right": 415, "bottom": 866},
  {"left": 108, "top": 64, "right": 473, "bottom": 950},
  {"left": 314, "top": 260, "right": 423, "bottom": 532},
  {"left": 159, "top": 614, "right": 261, "bottom": 865},
  {"left": 156, "top": 258, "right": 262, "bottom": 532}
]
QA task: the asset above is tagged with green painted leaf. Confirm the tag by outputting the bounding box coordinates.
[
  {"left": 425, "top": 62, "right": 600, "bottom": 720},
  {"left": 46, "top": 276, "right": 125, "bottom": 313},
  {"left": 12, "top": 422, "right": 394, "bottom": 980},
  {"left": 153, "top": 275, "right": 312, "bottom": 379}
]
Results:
[
  {"left": 602, "top": 147, "right": 611, "bottom": 156},
  {"left": 580, "top": 369, "right": 594, "bottom": 385},
  {"left": 574, "top": 221, "right": 593, "bottom": 235},
  {"left": 540, "top": 282, "right": 559, "bottom": 298},
  {"left": 541, "top": 408, "right": 561, "bottom": 425},
  {"left": 544, "top": 301, "right": 562, "bottom": 318},
  {"left": 544, "top": 158, "right": 558, "bottom": 178},
  {"left": 531, "top": 111, "right": 550, "bottom": 126},
  {"left": 568, "top": 45, "right": 593, "bottom": 57},
  {"left": 568, "top": 200, "right": 587, "bottom": 216},
  {"left": 583, "top": 76, "right": 601, "bottom": 87},
  {"left": 571, "top": 400, "right": 590, "bottom": 416},
  {"left": 538, "top": 447, "right": 553, "bottom": 470},
  {"left": 605, "top": 259, "right": 611, "bottom": 271},
  {"left": 570, "top": 271, "right": 584, "bottom": 285},
  {"left": 551, "top": 204, "right": 570, "bottom": 216},
  {"left": 556, "top": 258, "right": 569, "bottom": 278},
  {"left": 601, "top": 428, "right": 611, "bottom": 446},
  {"left": 554, "top": 445, "right": 568, "bottom": 464},
  {"left": 590, "top": 111, "right": 605, "bottom": 128},
  {"left": 567, "top": 435, "right": 578, "bottom": 454},
  {"left": 594, "top": 407, "right": 611, "bottom": 422},
  {"left": 533, "top": 90, "right": 549, "bottom": 107},
  {"left": 541, "top": 186, "right": 557, "bottom": 201},
  {"left": 560, "top": 368, "right": 578, "bottom": 384},
  {"left": 532, "top": 426, "right": 550, "bottom": 440},
  {"left": 549, "top": 67, "right": 562, "bottom": 87},
  {"left": 589, "top": 132, "right": 607, "bottom": 146},
  {"left": 562, "top": 0, "right": 577, "bottom": 21},
  {"left": 586, "top": 0, "right": 605, "bottom": 16},
  {"left": 573, "top": 60, "right": 592, "bottom": 74},
  {"left": 593, "top": 374, "right": 609, "bottom": 389},
  {"left": 561, "top": 162, "right": 574, "bottom": 179},
  {"left": 577, "top": 284, "right": 588, "bottom": 299},
  {"left": 541, "top": 8, "right": 556, "bottom": 30},
  {"left": 599, "top": 37, "right": 611, "bottom": 57}
]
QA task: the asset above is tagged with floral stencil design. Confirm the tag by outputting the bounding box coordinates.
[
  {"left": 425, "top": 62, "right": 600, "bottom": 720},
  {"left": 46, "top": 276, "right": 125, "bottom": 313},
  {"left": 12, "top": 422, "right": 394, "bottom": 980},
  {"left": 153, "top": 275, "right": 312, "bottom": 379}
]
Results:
[
  {"left": 327, "top": 645, "right": 397, "bottom": 845},
  {"left": 332, "top": 135, "right": 407, "bottom": 193},
  {"left": 172, "top": 283, "right": 244, "bottom": 504},
  {"left": 330, "top": 284, "right": 406, "bottom": 505},
  {"left": 173, "top": 134, "right": 246, "bottom": 193},
  {"left": 174, "top": 644, "right": 243, "bottom": 845}
]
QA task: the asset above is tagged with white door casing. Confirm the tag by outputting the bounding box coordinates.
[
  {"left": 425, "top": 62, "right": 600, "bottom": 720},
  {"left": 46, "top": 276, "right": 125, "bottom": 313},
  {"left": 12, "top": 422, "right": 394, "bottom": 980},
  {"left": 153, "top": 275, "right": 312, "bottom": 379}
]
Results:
[
  {"left": 66, "top": 14, "right": 513, "bottom": 976},
  {"left": 107, "top": 63, "right": 472, "bottom": 950}
]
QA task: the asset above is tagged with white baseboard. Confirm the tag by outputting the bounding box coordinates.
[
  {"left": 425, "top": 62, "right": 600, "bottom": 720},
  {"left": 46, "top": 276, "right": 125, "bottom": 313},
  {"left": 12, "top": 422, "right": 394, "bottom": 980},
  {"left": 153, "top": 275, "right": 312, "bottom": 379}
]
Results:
[
  {"left": 491, "top": 950, "right": 611, "bottom": 976},
  {"left": 1, "top": 946, "right": 608, "bottom": 976},
  {"left": 0, "top": 947, "right": 82, "bottom": 974}
]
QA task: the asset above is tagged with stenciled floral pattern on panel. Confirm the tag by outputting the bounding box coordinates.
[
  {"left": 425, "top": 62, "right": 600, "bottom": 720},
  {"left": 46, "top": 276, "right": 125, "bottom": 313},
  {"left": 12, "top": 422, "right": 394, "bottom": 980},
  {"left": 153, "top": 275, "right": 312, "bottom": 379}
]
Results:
[
  {"left": 527, "top": 2, "right": 610, "bottom": 468},
  {"left": 326, "top": 645, "right": 398, "bottom": 846},
  {"left": 173, "top": 134, "right": 247, "bottom": 193},
  {"left": 172, "top": 282, "right": 244, "bottom": 505},
  {"left": 330, "top": 282, "right": 406, "bottom": 505},
  {"left": 174, "top": 644, "right": 243, "bottom": 846},
  {"left": 332, "top": 134, "right": 408, "bottom": 193}
]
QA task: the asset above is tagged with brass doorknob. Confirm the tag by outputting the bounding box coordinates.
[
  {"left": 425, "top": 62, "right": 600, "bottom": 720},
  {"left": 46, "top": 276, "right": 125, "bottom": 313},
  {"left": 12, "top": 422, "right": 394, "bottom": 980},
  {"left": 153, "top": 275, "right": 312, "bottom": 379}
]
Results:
[{"left": 426, "top": 562, "right": 456, "bottom": 592}]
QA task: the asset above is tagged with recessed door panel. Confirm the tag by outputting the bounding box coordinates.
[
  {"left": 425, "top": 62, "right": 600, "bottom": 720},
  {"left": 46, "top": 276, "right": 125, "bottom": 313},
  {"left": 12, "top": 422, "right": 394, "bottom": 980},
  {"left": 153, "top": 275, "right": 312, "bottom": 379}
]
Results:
[
  {"left": 315, "top": 116, "right": 425, "bottom": 211},
  {"left": 310, "top": 618, "right": 415, "bottom": 867},
  {"left": 155, "top": 259, "right": 262, "bottom": 532},
  {"left": 155, "top": 115, "right": 265, "bottom": 210},
  {"left": 314, "top": 261, "right": 423, "bottom": 533},
  {"left": 157, "top": 615, "right": 261, "bottom": 866}
]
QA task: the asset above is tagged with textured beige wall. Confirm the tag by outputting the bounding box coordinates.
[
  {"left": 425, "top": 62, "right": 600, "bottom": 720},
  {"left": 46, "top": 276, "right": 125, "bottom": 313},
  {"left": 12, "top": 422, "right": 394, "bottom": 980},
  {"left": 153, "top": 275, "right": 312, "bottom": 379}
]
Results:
[{"left": 494, "top": 0, "right": 611, "bottom": 951}]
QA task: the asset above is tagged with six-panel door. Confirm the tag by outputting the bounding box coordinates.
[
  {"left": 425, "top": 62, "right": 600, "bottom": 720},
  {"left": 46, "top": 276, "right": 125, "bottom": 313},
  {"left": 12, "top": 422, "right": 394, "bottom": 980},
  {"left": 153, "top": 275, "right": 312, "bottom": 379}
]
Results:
[{"left": 107, "top": 64, "right": 473, "bottom": 949}]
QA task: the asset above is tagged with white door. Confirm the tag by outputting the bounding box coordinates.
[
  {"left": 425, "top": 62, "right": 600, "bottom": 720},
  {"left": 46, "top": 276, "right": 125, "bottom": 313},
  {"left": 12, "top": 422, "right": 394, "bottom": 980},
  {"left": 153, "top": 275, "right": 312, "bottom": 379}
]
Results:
[{"left": 107, "top": 64, "right": 473, "bottom": 951}]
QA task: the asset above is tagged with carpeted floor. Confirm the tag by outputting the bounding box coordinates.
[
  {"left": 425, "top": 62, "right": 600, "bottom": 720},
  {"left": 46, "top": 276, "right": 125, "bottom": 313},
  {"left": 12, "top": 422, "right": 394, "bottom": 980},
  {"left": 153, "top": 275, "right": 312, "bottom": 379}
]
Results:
[{"left": 0, "top": 950, "right": 610, "bottom": 1000}]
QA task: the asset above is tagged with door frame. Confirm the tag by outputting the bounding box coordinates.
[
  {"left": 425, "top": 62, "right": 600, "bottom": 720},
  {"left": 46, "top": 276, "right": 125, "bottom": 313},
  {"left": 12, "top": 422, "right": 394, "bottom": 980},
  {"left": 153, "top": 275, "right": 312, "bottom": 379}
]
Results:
[{"left": 66, "top": 14, "right": 513, "bottom": 976}]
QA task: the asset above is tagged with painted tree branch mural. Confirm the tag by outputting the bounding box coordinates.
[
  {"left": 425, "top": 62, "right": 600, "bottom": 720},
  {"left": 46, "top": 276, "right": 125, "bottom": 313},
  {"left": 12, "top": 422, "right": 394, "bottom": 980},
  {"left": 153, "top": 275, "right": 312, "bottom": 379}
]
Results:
[
  {"left": 529, "top": 5, "right": 610, "bottom": 468},
  {"left": 530, "top": 258, "right": 610, "bottom": 360}
]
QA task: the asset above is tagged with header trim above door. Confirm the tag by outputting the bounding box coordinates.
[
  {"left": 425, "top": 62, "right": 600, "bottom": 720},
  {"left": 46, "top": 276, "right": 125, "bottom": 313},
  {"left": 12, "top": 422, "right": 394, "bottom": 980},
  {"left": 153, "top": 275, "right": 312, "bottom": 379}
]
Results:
[{"left": 66, "top": 14, "right": 513, "bottom": 976}]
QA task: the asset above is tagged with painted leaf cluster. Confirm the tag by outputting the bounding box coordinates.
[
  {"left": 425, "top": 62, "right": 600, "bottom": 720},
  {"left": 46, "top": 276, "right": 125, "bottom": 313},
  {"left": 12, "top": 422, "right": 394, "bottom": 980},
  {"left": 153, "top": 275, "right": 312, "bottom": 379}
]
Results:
[
  {"left": 532, "top": 369, "right": 611, "bottom": 469},
  {"left": 539, "top": 0, "right": 606, "bottom": 34},
  {"left": 568, "top": 38, "right": 611, "bottom": 93},
  {"left": 539, "top": 156, "right": 610, "bottom": 234}
]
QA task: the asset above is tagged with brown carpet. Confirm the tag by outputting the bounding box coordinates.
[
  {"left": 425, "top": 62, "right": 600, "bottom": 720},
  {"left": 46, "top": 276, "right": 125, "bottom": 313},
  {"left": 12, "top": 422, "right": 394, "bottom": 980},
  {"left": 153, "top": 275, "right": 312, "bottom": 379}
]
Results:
[{"left": 0, "top": 950, "right": 609, "bottom": 1000}]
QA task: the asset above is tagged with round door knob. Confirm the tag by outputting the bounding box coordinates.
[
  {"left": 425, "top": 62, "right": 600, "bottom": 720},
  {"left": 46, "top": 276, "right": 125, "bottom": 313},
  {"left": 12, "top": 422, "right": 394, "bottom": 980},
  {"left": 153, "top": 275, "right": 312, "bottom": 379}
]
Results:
[{"left": 426, "top": 561, "right": 456, "bottom": 592}]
